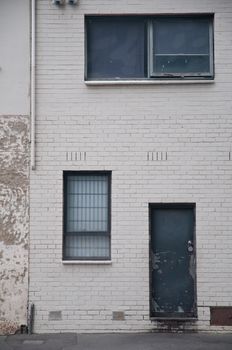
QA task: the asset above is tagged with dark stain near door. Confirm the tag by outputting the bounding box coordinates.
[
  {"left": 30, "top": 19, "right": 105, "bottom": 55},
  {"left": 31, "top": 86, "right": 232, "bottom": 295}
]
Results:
[{"left": 149, "top": 204, "right": 197, "bottom": 319}]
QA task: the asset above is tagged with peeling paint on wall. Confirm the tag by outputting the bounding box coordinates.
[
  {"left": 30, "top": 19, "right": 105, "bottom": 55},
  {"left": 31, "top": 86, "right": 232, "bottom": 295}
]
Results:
[{"left": 0, "top": 116, "right": 29, "bottom": 335}]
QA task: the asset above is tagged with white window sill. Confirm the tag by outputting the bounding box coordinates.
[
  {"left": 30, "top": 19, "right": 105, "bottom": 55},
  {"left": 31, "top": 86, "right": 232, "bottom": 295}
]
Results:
[
  {"left": 85, "top": 79, "right": 215, "bottom": 86},
  {"left": 62, "top": 260, "right": 112, "bottom": 265}
]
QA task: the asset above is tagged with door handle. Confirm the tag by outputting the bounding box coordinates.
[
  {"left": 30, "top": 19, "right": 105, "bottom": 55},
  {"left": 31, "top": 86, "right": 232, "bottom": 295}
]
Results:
[{"left": 187, "top": 240, "right": 194, "bottom": 253}]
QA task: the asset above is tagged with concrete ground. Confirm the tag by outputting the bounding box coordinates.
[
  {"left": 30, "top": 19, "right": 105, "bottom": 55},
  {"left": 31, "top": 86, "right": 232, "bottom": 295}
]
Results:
[{"left": 0, "top": 332, "right": 232, "bottom": 350}]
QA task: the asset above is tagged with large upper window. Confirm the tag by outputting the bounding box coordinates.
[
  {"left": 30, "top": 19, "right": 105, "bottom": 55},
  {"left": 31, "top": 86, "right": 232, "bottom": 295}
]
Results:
[
  {"left": 86, "top": 15, "right": 214, "bottom": 80},
  {"left": 63, "top": 172, "right": 111, "bottom": 260}
]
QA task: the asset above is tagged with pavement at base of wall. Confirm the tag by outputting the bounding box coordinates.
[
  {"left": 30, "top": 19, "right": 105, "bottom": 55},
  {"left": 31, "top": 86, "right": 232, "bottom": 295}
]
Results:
[{"left": 0, "top": 332, "right": 232, "bottom": 350}]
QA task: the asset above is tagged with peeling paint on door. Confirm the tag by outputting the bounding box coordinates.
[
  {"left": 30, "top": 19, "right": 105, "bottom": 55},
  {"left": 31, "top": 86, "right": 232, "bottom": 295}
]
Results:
[{"left": 150, "top": 204, "right": 197, "bottom": 319}]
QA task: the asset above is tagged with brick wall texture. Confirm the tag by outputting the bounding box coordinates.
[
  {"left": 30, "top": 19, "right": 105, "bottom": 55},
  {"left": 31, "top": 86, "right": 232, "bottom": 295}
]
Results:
[{"left": 30, "top": 0, "right": 232, "bottom": 332}]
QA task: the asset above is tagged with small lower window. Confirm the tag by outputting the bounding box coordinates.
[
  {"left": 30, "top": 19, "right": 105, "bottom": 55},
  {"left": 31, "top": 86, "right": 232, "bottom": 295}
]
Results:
[{"left": 63, "top": 172, "right": 111, "bottom": 260}]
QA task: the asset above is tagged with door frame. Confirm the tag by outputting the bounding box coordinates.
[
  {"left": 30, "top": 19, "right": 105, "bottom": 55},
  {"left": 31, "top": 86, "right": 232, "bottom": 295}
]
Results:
[{"left": 149, "top": 203, "right": 198, "bottom": 319}]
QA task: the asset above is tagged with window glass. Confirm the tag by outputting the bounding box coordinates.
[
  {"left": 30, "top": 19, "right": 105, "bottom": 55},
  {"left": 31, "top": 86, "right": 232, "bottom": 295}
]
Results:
[
  {"left": 153, "top": 17, "right": 211, "bottom": 75},
  {"left": 64, "top": 235, "right": 110, "bottom": 259},
  {"left": 66, "top": 175, "right": 108, "bottom": 232},
  {"left": 87, "top": 17, "right": 146, "bottom": 79},
  {"left": 154, "top": 18, "right": 210, "bottom": 55},
  {"left": 154, "top": 55, "right": 210, "bottom": 74}
]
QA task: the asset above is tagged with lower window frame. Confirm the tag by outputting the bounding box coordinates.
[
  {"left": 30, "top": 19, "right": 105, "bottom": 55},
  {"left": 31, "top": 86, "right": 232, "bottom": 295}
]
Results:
[{"left": 63, "top": 170, "right": 112, "bottom": 261}]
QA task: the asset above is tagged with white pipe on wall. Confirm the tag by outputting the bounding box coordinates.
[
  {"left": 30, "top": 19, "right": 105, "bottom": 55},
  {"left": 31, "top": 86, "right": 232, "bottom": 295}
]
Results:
[{"left": 31, "top": 0, "right": 36, "bottom": 170}]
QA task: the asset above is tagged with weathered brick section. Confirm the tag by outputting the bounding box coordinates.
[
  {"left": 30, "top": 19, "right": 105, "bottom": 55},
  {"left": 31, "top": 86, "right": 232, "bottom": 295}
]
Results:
[
  {"left": 30, "top": 0, "right": 232, "bottom": 333},
  {"left": 0, "top": 116, "right": 29, "bottom": 335}
]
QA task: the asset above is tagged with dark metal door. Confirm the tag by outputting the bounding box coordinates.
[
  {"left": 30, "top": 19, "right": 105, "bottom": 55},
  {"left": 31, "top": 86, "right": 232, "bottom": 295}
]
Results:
[{"left": 150, "top": 204, "right": 196, "bottom": 318}]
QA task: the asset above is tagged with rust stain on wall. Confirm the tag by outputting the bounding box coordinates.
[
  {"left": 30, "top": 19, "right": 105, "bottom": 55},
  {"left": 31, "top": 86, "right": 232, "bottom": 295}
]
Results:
[{"left": 0, "top": 116, "right": 29, "bottom": 335}]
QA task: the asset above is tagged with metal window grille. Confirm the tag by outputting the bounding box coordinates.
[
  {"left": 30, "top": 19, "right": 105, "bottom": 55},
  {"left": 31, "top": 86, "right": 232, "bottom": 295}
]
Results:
[{"left": 63, "top": 172, "right": 111, "bottom": 260}]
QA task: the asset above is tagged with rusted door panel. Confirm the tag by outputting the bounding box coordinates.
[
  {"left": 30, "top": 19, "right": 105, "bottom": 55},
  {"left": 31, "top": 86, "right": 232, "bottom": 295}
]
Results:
[
  {"left": 150, "top": 205, "right": 196, "bottom": 318},
  {"left": 210, "top": 307, "right": 232, "bottom": 326}
]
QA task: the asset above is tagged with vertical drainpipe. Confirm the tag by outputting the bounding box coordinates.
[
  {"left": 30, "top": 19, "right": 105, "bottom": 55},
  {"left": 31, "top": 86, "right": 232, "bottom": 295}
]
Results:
[
  {"left": 31, "top": 0, "right": 36, "bottom": 170},
  {"left": 27, "top": 0, "right": 36, "bottom": 333}
]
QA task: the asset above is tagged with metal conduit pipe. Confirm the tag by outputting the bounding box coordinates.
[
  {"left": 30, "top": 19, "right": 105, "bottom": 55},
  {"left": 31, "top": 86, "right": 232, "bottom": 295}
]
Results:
[{"left": 31, "top": 0, "right": 36, "bottom": 170}]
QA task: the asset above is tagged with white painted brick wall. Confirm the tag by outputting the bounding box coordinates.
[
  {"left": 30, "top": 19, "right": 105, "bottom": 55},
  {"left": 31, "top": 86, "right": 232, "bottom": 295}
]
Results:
[{"left": 30, "top": 0, "right": 232, "bottom": 333}]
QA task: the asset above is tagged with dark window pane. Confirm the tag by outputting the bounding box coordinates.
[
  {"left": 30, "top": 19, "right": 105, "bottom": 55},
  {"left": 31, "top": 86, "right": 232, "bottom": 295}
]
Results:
[
  {"left": 64, "top": 234, "right": 110, "bottom": 259},
  {"left": 87, "top": 17, "right": 146, "bottom": 79},
  {"left": 154, "top": 18, "right": 210, "bottom": 55},
  {"left": 153, "top": 17, "right": 212, "bottom": 76},
  {"left": 154, "top": 55, "right": 210, "bottom": 74}
]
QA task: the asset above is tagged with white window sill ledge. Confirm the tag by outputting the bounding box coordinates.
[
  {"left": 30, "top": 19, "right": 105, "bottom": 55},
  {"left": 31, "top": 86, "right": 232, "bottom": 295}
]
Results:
[
  {"left": 62, "top": 260, "right": 112, "bottom": 265},
  {"left": 85, "top": 80, "right": 215, "bottom": 86}
]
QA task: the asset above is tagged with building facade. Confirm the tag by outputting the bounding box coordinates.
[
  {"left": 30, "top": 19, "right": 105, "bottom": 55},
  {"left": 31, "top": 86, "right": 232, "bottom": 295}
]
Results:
[
  {"left": 0, "top": 0, "right": 30, "bottom": 334},
  {"left": 1, "top": 0, "right": 232, "bottom": 334},
  {"left": 29, "top": 0, "right": 232, "bottom": 333}
]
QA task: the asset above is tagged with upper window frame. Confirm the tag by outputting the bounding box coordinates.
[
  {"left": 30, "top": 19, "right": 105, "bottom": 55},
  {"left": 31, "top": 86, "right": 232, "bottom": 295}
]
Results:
[{"left": 85, "top": 14, "right": 214, "bottom": 81}]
